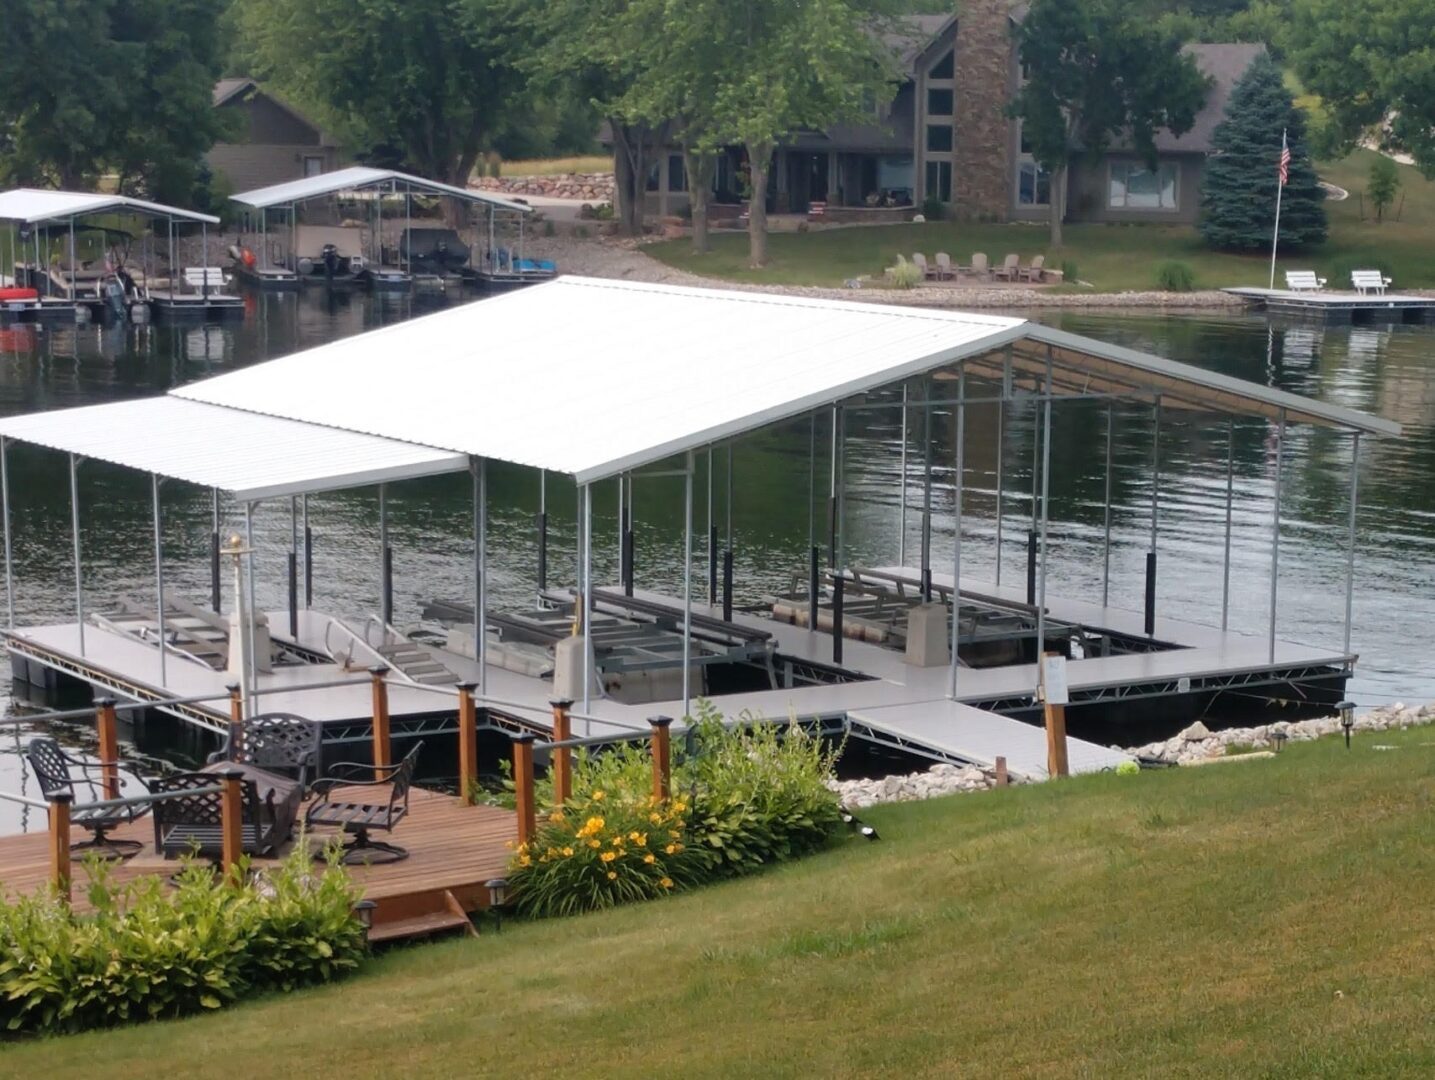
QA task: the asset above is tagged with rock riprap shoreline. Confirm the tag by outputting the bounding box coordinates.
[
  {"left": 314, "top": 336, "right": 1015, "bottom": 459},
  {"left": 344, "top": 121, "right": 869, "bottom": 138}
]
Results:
[{"left": 829, "top": 703, "right": 1431, "bottom": 809}]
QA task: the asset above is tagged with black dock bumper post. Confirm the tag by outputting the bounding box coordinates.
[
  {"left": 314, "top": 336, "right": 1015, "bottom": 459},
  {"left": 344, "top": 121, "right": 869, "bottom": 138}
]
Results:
[
  {"left": 808, "top": 546, "right": 820, "bottom": 631},
  {"left": 287, "top": 552, "right": 298, "bottom": 638},
  {"left": 304, "top": 526, "right": 313, "bottom": 607},
  {"left": 210, "top": 531, "right": 221, "bottom": 613},
  {"left": 708, "top": 524, "right": 718, "bottom": 603},
  {"left": 622, "top": 523, "right": 635, "bottom": 597},
  {"left": 1026, "top": 530, "right": 1038, "bottom": 606},
  {"left": 536, "top": 511, "right": 548, "bottom": 592},
  {"left": 1145, "top": 551, "right": 1157, "bottom": 637},
  {"left": 381, "top": 545, "right": 393, "bottom": 627},
  {"left": 831, "top": 572, "right": 844, "bottom": 665},
  {"left": 722, "top": 549, "right": 734, "bottom": 623}
]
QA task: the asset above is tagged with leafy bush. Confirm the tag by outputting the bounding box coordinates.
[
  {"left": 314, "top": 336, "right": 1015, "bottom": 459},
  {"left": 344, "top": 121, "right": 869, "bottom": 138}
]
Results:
[
  {"left": 1154, "top": 260, "right": 1196, "bottom": 292},
  {"left": 1060, "top": 259, "right": 1079, "bottom": 284},
  {"left": 921, "top": 194, "right": 946, "bottom": 221},
  {"left": 888, "top": 255, "right": 924, "bottom": 289},
  {"left": 0, "top": 844, "right": 366, "bottom": 1036},
  {"left": 508, "top": 703, "right": 844, "bottom": 918}
]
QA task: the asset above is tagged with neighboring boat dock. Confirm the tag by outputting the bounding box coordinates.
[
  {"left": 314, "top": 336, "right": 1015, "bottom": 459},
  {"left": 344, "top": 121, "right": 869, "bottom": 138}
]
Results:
[{"left": 1225, "top": 285, "right": 1435, "bottom": 322}]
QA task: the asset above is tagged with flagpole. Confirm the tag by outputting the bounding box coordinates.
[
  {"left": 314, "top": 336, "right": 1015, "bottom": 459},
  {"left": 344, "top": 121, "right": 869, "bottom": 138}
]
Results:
[{"left": 1269, "top": 128, "right": 1287, "bottom": 289}]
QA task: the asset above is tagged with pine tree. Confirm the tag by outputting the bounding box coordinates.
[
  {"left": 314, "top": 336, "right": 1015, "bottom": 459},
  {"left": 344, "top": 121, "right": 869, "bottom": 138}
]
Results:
[{"left": 1199, "top": 52, "right": 1326, "bottom": 251}]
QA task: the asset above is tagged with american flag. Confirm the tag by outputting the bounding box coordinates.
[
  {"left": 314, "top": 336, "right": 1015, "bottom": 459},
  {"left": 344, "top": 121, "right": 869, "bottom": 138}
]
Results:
[{"left": 1278, "top": 134, "right": 1291, "bottom": 186}]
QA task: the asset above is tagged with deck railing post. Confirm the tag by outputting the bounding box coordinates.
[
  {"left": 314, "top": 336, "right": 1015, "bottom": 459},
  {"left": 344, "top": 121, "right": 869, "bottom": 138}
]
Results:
[
  {"left": 1042, "top": 654, "right": 1069, "bottom": 780},
  {"left": 96, "top": 696, "right": 120, "bottom": 800},
  {"left": 219, "top": 768, "right": 244, "bottom": 879},
  {"left": 48, "top": 791, "right": 72, "bottom": 902},
  {"left": 551, "top": 697, "right": 573, "bottom": 805},
  {"left": 226, "top": 681, "right": 242, "bottom": 726},
  {"left": 512, "top": 733, "right": 537, "bottom": 847},
  {"left": 650, "top": 716, "right": 672, "bottom": 803},
  {"left": 369, "top": 666, "right": 391, "bottom": 778},
  {"left": 457, "top": 682, "right": 478, "bottom": 806}
]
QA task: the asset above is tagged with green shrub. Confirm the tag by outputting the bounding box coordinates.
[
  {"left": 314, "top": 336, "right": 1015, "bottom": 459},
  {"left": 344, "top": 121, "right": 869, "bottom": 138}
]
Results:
[
  {"left": 508, "top": 702, "right": 844, "bottom": 918},
  {"left": 1155, "top": 259, "right": 1196, "bottom": 291},
  {"left": 0, "top": 844, "right": 366, "bottom": 1036},
  {"left": 921, "top": 195, "right": 945, "bottom": 221},
  {"left": 888, "top": 255, "right": 924, "bottom": 289},
  {"left": 1060, "top": 259, "right": 1079, "bottom": 284},
  {"left": 1326, "top": 255, "right": 1395, "bottom": 288}
]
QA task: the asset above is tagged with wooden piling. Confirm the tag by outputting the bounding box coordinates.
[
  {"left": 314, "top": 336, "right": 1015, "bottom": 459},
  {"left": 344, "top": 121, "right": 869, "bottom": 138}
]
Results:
[
  {"left": 95, "top": 696, "right": 120, "bottom": 800},
  {"left": 48, "top": 791, "right": 72, "bottom": 902},
  {"left": 219, "top": 769, "right": 244, "bottom": 879},
  {"left": 994, "top": 755, "right": 1009, "bottom": 787},
  {"left": 550, "top": 698, "right": 573, "bottom": 806},
  {"left": 457, "top": 682, "right": 478, "bottom": 806},
  {"left": 512, "top": 733, "right": 537, "bottom": 848},
  {"left": 226, "top": 682, "right": 242, "bottom": 725},
  {"left": 370, "top": 666, "right": 391, "bottom": 779},
  {"left": 650, "top": 716, "right": 672, "bottom": 803}
]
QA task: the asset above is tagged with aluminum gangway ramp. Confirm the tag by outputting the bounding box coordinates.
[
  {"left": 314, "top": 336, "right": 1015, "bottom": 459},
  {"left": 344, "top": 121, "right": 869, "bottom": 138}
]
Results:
[{"left": 847, "top": 700, "right": 1132, "bottom": 780}]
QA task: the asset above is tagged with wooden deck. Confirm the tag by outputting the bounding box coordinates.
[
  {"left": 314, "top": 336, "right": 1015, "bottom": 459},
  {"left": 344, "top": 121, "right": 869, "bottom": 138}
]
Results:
[{"left": 0, "top": 788, "right": 516, "bottom": 942}]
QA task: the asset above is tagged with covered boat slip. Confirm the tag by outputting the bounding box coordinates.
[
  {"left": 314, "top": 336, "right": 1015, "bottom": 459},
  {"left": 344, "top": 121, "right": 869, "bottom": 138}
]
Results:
[
  {"left": 0, "top": 279, "right": 1399, "bottom": 777},
  {"left": 0, "top": 189, "right": 241, "bottom": 320},
  {"left": 228, "top": 166, "right": 547, "bottom": 292}
]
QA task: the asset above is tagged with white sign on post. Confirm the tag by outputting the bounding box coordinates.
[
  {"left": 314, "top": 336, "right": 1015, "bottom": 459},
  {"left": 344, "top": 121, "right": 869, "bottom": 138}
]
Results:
[{"left": 1040, "top": 653, "right": 1069, "bottom": 706}]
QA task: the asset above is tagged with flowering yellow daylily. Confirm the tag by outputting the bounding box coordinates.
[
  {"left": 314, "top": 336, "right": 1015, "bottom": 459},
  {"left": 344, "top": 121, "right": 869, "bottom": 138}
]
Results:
[
  {"left": 659, "top": 877, "right": 674, "bottom": 889},
  {"left": 586, "top": 838, "right": 602, "bottom": 849},
  {"left": 561, "top": 846, "right": 574, "bottom": 857},
  {"left": 592, "top": 790, "right": 606, "bottom": 802},
  {"left": 665, "top": 843, "right": 677, "bottom": 855},
  {"left": 649, "top": 812, "right": 663, "bottom": 824},
  {"left": 629, "top": 831, "right": 647, "bottom": 847},
  {"left": 643, "top": 853, "right": 656, "bottom": 865},
  {"left": 600, "top": 851, "right": 617, "bottom": 863},
  {"left": 607, "top": 871, "right": 618, "bottom": 880}
]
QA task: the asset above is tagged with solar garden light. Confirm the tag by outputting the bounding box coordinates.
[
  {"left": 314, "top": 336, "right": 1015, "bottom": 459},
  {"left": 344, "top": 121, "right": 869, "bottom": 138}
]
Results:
[
  {"left": 1269, "top": 730, "right": 1288, "bottom": 754},
  {"left": 352, "top": 899, "right": 377, "bottom": 936},
  {"left": 486, "top": 877, "right": 511, "bottom": 932},
  {"left": 1339, "top": 701, "right": 1356, "bottom": 749}
]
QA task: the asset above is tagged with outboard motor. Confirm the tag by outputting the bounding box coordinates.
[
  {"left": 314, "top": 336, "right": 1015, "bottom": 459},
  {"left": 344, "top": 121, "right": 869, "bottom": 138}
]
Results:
[
  {"left": 321, "top": 242, "right": 340, "bottom": 280},
  {"left": 103, "top": 277, "right": 126, "bottom": 320}
]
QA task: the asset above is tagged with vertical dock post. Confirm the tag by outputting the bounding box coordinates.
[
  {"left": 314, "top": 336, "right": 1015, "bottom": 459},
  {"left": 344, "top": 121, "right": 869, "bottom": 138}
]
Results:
[
  {"left": 708, "top": 524, "right": 718, "bottom": 602},
  {"left": 227, "top": 681, "right": 243, "bottom": 726},
  {"left": 550, "top": 698, "right": 573, "bottom": 806},
  {"left": 808, "top": 546, "right": 820, "bottom": 632},
  {"left": 369, "top": 666, "right": 391, "bottom": 779},
  {"left": 512, "top": 733, "right": 536, "bottom": 848},
  {"left": 210, "top": 530, "right": 221, "bottom": 613},
  {"left": 96, "top": 697, "right": 120, "bottom": 801},
  {"left": 1042, "top": 653, "right": 1070, "bottom": 780},
  {"left": 381, "top": 545, "right": 393, "bottom": 629},
  {"left": 831, "top": 572, "right": 845, "bottom": 665},
  {"left": 1026, "top": 531, "right": 1037, "bottom": 606},
  {"left": 722, "top": 550, "right": 734, "bottom": 623},
  {"left": 457, "top": 683, "right": 478, "bottom": 806},
  {"left": 287, "top": 551, "right": 298, "bottom": 638},
  {"left": 650, "top": 716, "right": 672, "bottom": 803},
  {"left": 48, "top": 791, "right": 72, "bottom": 903},
  {"left": 304, "top": 525, "right": 313, "bottom": 607},
  {"left": 1143, "top": 552, "right": 1157, "bottom": 637},
  {"left": 536, "top": 511, "right": 548, "bottom": 593},
  {"left": 994, "top": 756, "right": 1009, "bottom": 787},
  {"left": 220, "top": 768, "right": 244, "bottom": 879}
]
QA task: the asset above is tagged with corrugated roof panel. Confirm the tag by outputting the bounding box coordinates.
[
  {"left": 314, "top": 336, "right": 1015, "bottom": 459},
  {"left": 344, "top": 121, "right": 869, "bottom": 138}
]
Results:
[
  {"left": 0, "top": 188, "right": 220, "bottom": 225},
  {"left": 230, "top": 166, "right": 531, "bottom": 213},
  {"left": 0, "top": 398, "right": 468, "bottom": 501}
]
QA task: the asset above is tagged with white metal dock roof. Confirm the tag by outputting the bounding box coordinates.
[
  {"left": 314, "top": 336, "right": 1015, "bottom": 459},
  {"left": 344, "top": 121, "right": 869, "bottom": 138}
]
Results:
[
  {"left": 172, "top": 277, "right": 1399, "bottom": 485},
  {"left": 0, "top": 188, "right": 221, "bottom": 225},
  {"left": 230, "top": 166, "right": 531, "bottom": 213},
  {"left": 0, "top": 397, "right": 467, "bottom": 500}
]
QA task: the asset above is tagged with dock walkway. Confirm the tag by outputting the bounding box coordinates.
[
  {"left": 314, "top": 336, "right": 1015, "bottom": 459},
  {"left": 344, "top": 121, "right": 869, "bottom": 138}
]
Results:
[{"left": 1224, "top": 286, "right": 1435, "bottom": 322}]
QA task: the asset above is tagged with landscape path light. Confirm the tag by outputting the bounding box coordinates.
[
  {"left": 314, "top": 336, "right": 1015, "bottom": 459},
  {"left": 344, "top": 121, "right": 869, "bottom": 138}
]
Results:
[
  {"left": 486, "top": 877, "right": 511, "bottom": 932},
  {"left": 1339, "top": 700, "right": 1356, "bottom": 750}
]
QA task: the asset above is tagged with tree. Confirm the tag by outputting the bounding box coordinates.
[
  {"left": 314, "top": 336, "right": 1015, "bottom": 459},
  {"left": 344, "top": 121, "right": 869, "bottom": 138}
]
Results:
[
  {"left": 1009, "top": 0, "right": 1210, "bottom": 247},
  {"left": 232, "top": 0, "right": 519, "bottom": 186},
  {"left": 1288, "top": 0, "right": 1435, "bottom": 173},
  {"left": 0, "top": 0, "right": 227, "bottom": 197},
  {"left": 1199, "top": 52, "right": 1326, "bottom": 250},
  {"left": 1368, "top": 155, "right": 1401, "bottom": 223}
]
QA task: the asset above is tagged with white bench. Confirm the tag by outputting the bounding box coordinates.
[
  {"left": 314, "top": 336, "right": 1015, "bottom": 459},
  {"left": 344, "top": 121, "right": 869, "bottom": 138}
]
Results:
[
  {"left": 182, "top": 267, "right": 226, "bottom": 294},
  {"left": 1284, "top": 270, "right": 1326, "bottom": 292},
  {"left": 1351, "top": 269, "right": 1392, "bottom": 295}
]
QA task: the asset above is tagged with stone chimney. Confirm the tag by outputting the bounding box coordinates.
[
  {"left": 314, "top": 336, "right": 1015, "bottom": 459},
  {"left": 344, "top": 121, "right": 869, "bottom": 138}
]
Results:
[{"left": 952, "top": 0, "right": 1015, "bottom": 220}]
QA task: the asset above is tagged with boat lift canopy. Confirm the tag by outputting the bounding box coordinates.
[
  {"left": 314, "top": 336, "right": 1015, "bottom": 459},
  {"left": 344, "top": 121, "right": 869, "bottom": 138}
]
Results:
[
  {"left": 229, "top": 166, "right": 531, "bottom": 214},
  {"left": 0, "top": 189, "right": 220, "bottom": 226}
]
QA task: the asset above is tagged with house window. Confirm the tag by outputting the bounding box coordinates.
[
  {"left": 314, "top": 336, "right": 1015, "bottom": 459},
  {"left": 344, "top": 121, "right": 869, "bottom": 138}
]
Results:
[
  {"left": 927, "top": 88, "right": 953, "bottom": 117},
  {"left": 646, "top": 162, "right": 661, "bottom": 192},
  {"left": 668, "top": 154, "right": 686, "bottom": 192},
  {"left": 925, "top": 124, "right": 953, "bottom": 153},
  {"left": 1018, "top": 161, "right": 1050, "bottom": 206},
  {"left": 926, "top": 160, "right": 952, "bottom": 202},
  {"left": 303, "top": 155, "right": 324, "bottom": 177},
  {"left": 930, "top": 49, "right": 953, "bottom": 79},
  {"left": 1109, "top": 161, "right": 1178, "bottom": 210}
]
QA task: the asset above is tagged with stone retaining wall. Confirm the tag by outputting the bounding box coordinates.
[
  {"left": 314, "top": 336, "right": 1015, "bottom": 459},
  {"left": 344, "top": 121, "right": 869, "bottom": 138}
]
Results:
[{"left": 473, "top": 173, "right": 614, "bottom": 202}]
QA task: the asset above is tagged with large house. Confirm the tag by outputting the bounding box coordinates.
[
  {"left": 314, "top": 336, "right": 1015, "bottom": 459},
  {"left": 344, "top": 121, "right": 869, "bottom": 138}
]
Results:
[
  {"left": 637, "top": 1, "right": 1261, "bottom": 226},
  {"left": 206, "top": 78, "right": 345, "bottom": 193}
]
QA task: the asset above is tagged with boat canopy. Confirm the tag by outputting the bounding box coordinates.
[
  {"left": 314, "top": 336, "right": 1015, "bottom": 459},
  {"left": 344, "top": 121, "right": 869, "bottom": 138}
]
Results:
[
  {"left": 0, "top": 397, "right": 467, "bottom": 500},
  {"left": 230, "top": 166, "right": 531, "bottom": 214},
  {"left": 0, "top": 188, "right": 220, "bottom": 226},
  {"left": 165, "top": 277, "right": 1399, "bottom": 486}
]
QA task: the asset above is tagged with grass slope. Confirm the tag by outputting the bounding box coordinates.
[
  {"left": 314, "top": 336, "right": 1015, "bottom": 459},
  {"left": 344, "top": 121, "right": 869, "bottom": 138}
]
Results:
[
  {"left": 12, "top": 728, "right": 1435, "bottom": 1078},
  {"left": 646, "top": 151, "right": 1435, "bottom": 293}
]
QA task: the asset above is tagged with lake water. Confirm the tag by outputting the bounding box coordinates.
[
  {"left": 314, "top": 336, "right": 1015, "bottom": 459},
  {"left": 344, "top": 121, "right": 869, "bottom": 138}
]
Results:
[{"left": 1, "top": 288, "right": 1431, "bottom": 826}]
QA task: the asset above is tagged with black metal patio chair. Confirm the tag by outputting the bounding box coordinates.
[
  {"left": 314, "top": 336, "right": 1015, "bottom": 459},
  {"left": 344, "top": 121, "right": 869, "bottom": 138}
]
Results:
[
  {"left": 25, "top": 736, "right": 149, "bottom": 857},
  {"left": 150, "top": 770, "right": 290, "bottom": 860},
  {"left": 205, "top": 712, "right": 320, "bottom": 838},
  {"left": 304, "top": 742, "right": 423, "bottom": 865}
]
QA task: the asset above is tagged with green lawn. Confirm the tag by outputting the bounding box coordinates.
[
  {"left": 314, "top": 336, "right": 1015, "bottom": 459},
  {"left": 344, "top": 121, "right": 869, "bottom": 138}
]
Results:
[
  {"left": 12, "top": 727, "right": 1435, "bottom": 1077},
  {"left": 647, "top": 151, "right": 1435, "bottom": 293}
]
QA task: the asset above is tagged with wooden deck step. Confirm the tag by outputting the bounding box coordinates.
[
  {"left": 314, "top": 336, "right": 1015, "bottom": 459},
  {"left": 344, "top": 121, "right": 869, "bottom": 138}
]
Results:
[{"left": 369, "top": 889, "right": 477, "bottom": 943}]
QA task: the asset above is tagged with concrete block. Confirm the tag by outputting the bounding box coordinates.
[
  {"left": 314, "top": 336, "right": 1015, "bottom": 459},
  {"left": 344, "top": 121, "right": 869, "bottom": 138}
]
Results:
[{"left": 905, "top": 602, "right": 950, "bottom": 668}]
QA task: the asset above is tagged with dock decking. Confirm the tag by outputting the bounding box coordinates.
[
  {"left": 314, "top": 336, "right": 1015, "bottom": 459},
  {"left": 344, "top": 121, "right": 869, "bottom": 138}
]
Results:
[
  {"left": 1225, "top": 286, "right": 1435, "bottom": 322},
  {"left": 0, "top": 788, "right": 516, "bottom": 942}
]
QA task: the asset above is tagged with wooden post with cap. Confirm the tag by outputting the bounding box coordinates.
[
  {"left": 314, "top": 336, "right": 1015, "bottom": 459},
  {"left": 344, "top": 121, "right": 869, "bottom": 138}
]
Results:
[
  {"left": 1041, "top": 652, "right": 1070, "bottom": 780},
  {"left": 226, "top": 681, "right": 243, "bottom": 726},
  {"left": 219, "top": 768, "right": 244, "bottom": 879},
  {"left": 457, "top": 682, "right": 478, "bottom": 806},
  {"left": 650, "top": 716, "right": 672, "bottom": 803},
  {"left": 550, "top": 698, "right": 573, "bottom": 806},
  {"left": 512, "top": 733, "right": 537, "bottom": 847},
  {"left": 95, "top": 696, "right": 120, "bottom": 800},
  {"left": 48, "top": 791, "right": 72, "bottom": 902},
  {"left": 369, "top": 665, "right": 391, "bottom": 780}
]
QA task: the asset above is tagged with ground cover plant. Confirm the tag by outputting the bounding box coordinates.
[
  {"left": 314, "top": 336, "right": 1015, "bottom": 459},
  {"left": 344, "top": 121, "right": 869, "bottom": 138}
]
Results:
[{"left": 0, "top": 845, "right": 365, "bottom": 1037}]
